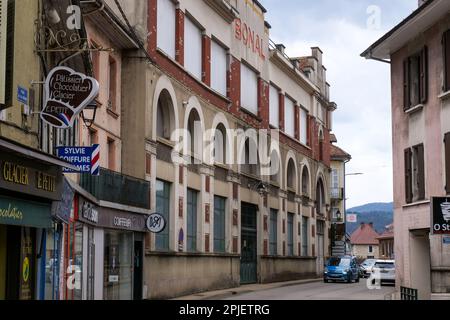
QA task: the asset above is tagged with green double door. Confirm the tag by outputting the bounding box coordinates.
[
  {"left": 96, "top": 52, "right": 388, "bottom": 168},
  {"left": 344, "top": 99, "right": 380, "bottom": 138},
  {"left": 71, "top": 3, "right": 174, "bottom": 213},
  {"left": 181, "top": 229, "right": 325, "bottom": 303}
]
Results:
[{"left": 240, "top": 203, "right": 257, "bottom": 284}]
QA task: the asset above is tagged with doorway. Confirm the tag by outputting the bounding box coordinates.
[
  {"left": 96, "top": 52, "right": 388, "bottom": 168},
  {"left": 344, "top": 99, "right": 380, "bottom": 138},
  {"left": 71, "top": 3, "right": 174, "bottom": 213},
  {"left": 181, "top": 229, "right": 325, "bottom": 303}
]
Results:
[
  {"left": 240, "top": 202, "right": 258, "bottom": 284},
  {"left": 317, "top": 221, "right": 325, "bottom": 274},
  {"left": 409, "top": 229, "right": 431, "bottom": 300},
  {"left": 133, "top": 239, "right": 143, "bottom": 300}
]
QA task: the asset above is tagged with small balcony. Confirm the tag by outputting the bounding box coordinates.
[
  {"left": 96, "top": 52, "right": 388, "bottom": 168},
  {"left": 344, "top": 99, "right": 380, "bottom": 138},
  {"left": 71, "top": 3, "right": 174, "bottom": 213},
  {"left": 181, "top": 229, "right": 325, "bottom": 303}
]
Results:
[
  {"left": 331, "top": 187, "right": 344, "bottom": 200},
  {"left": 80, "top": 167, "right": 150, "bottom": 209}
]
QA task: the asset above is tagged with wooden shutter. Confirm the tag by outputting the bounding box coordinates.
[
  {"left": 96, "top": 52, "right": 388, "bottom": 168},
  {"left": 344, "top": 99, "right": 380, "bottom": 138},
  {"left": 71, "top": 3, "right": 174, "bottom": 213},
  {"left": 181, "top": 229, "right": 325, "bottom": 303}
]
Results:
[
  {"left": 420, "top": 46, "right": 428, "bottom": 104},
  {"left": 0, "top": 0, "right": 7, "bottom": 105},
  {"left": 416, "top": 144, "right": 425, "bottom": 200},
  {"left": 405, "top": 148, "right": 413, "bottom": 203},
  {"left": 445, "top": 133, "right": 450, "bottom": 194},
  {"left": 443, "top": 30, "right": 450, "bottom": 92},
  {"left": 403, "top": 58, "right": 410, "bottom": 111}
]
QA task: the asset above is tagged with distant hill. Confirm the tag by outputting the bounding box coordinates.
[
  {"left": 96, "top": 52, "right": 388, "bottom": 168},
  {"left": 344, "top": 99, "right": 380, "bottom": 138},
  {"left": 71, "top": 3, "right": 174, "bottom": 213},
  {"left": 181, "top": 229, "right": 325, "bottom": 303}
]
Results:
[{"left": 346, "top": 202, "right": 393, "bottom": 235}]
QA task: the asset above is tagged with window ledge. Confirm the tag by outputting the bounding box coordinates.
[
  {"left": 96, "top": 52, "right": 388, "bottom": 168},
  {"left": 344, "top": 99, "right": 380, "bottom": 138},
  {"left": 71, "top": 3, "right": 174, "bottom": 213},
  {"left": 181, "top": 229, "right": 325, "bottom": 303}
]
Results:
[
  {"left": 405, "top": 104, "right": 424, "bottom": 115},
  {"left": 107, "top": 108, "right": 119, "bottom": 119},
  {"left": 402, "top": 199, "right": 430, "bottom": 208},
  {"left": 240, "top": 107, "right": 262, "bottom": 121},
  {"left": 157, "top": 137, "right": 175, "bottom": 148},
  {"left": 438, "top": 90, "right": 450, "bottom": 101}
]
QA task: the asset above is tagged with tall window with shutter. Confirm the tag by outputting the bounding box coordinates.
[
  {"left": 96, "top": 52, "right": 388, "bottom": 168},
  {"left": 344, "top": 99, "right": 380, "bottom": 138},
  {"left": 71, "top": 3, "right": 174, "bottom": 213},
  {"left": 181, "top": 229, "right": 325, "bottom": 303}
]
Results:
[
  {"left": 184, "top": 16, "right": 202, "bottom": 80},
  {"left": 300, "top": 108, "right": 308, "bottom": 145},
  {"left": 445, "top": 133, "right": 450, "bottom": 194},
  {"left": 284, "top": 96, "right": 295, "bottom": 138},
  {"left": 269, "top": 84, "right": 279, "bottom": 128},
  {"left": 443, "top": 30, "right": 450, "bottom": 93},
  {"left": 211, "top": 40, "right": 227, "bottom": 96},
  {"left": 405, "top": 144, "right": 425, "bottom": 203},
  {"left": 404, "top": 47, "right": 428, "bottom": 111},
  {"left": 240, "top": 63, "right": 258, "bottom": 115},
  {"left": 0, "top": 0, "right": 14, "bottom": 109},
  {"left": 157, "top": 0, "right": 176, "bottom": 59}
]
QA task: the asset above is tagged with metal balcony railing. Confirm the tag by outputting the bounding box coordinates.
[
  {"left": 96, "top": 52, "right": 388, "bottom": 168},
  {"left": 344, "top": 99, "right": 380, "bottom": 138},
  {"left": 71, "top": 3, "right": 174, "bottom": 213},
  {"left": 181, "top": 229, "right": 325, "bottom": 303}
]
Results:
[
  {"left": 80, "top": 167, "right": 150, "bottom": 209},
  {"left": 331, "top": 188, "right": 344, "bottom": 200}
]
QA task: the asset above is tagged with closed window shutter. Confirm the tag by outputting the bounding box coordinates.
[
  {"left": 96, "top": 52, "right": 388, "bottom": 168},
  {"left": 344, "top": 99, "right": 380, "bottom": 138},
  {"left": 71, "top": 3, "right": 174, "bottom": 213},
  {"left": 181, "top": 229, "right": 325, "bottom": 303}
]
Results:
[
  {"left": 419, "top": 46, "right": 428, "bottom": 104},
  {"left": 403, "top": 58, "right": 410, "bottom": 111},
  {"left": 416, "top": 144, "right": 425, "bottom": 200},
  {"left": 445, "top": 133, "right": 450, "bottom": 194},
  {"left": 1, "top": 0, "right": 14, "bottom": 108},
  {"left": 405, "top": 148, "right": 413, "bottom": 203},
  {"left": 0, "top": 0, "right": 7, "bottom": 105},
  {"left": 443, "top": 30, "right": 450, "bottom": 92},
  {"left": 157, "top": 0, "right": 176, "bottom": 59}
]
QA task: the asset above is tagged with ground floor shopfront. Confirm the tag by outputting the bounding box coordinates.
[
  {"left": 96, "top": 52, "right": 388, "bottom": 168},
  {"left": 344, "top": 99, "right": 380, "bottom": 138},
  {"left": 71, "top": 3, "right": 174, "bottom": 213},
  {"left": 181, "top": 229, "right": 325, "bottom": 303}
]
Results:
[{"left": 71, "top": 194, "right": 148, "bottom": 300}]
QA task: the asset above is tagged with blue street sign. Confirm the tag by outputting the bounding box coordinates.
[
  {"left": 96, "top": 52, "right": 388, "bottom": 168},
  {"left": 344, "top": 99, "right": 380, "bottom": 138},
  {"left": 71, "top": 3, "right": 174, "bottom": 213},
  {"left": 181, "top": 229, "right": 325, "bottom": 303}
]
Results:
[
  {"left": 444, "top": 237, "right": 450, "bottom": 245},
  {"left": 56, "top": 145, "right": 100, "bottom": 175},
  {"left": 17, "top": 86, "right": 28, "bottom": 104}
]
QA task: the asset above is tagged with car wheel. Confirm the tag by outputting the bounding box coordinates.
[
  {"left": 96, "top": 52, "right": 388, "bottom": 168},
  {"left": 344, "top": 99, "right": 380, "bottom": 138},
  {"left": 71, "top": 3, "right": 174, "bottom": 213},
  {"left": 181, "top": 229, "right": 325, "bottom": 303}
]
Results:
[
  {"left": 347, "top": 274, "right": 352, "bottom": 283},
  {"left": 356, "top": 276, "right": 360, "bottom": 283},
  {"left": 324, "top": 278, "right": 329, "bottom": 283}
]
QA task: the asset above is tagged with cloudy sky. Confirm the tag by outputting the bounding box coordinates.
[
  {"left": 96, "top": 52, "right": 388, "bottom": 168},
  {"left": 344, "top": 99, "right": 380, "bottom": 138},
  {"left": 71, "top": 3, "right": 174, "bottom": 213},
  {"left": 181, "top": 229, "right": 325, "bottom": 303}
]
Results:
[{"left": 261, "top": 0, "right": 418, "bottom": 209}]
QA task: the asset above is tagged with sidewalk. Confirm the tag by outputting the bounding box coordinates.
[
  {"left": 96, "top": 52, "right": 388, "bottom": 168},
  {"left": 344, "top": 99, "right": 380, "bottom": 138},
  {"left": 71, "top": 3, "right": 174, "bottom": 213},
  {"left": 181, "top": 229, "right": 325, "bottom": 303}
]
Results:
[{"left": 172, "top": 278, "right": 322, "bottom": 300}]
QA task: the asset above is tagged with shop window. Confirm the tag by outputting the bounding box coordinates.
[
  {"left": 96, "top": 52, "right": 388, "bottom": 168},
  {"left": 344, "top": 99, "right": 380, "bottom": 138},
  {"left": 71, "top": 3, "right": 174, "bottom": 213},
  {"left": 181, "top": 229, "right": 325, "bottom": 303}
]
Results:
[
  {"left": 211, "top": 40, "right": 227, "bottom": 96},
  {"left": 156, "top": 180, "right": 171, "bottom": 251},
  {"left": 269, "top": 209, "right": 278, "bottom": 255},
  {"left": 157, "top": 0, "right": 176, "bottom": 58},
  {"left": 214, "top": 196, "right": 226, "bottom": 253},
  {"left": 64, "top": 222, "right": 83, "bottom": 301},
  {"left": 403, "top": 47, "right": 428, "bottom": 111}
]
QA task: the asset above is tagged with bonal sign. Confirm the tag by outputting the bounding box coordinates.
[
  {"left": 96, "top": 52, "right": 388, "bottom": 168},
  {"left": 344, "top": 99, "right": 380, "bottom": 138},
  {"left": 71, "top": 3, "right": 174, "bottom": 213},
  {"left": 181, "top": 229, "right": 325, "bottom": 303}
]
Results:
[
  {"left": 56, "top": 145, "right": 100, "bottom": 175},
  {"left": 42, "top": 66, "right": 99, "bottom": 129},
  {"left": 431, "top": 197, "right": 450, "bottom": 235}
]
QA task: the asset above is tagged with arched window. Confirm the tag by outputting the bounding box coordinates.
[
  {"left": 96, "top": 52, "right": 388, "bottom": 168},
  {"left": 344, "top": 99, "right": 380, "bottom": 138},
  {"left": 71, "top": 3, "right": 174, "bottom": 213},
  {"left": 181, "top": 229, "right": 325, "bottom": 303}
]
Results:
[
  {"left": 316, "top": 178, "right": 325, "bottom": 215},
  {"left": 287, "top": 159, "right": 296, "bottom": 190},
  {"left": 187, "top": 109, "right": 202, "bottom": 160},
  {"left": 301, "top": 166, "right": 310, "bottom": 197},
  {"left": 269, "top": 151, "right": 281, "bottom": 184},
  {"left": 213, "top": 124, "right": 227, "bottom": 164},
  {"left": 242, "top": 138, "right": 259, "bottom": 176},
  {"left": 156, "top": 90, "right": 175, "bottom": 140}
]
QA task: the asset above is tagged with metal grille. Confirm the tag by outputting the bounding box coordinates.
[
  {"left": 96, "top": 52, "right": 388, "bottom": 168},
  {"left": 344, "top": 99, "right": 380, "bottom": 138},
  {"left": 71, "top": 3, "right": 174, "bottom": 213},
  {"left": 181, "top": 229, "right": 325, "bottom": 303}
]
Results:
[{"left": 400, "top": 287, "right": 418, "bottom": 300}]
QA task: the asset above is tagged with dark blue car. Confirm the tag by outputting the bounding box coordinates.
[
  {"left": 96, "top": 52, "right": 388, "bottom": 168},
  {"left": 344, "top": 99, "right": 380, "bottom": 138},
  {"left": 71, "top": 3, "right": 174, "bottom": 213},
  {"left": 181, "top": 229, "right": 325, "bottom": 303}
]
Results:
[{"left": 323, "top": 256, "right": 360, "bottom": 283}]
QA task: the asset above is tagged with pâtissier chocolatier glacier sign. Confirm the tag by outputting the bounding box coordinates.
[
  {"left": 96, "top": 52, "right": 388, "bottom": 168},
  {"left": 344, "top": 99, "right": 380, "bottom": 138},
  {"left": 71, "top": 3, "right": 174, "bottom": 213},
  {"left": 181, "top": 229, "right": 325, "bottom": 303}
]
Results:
[{"left": 42, "top": 66, "right": 99, "bottom": 129}]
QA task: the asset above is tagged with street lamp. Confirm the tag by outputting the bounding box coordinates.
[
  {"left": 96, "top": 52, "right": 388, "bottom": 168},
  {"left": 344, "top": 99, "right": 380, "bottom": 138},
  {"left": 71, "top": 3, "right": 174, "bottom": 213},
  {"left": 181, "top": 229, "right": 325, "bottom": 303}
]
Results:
[{"left": 346, "top": 173, "right": 364, "bottom": 176}]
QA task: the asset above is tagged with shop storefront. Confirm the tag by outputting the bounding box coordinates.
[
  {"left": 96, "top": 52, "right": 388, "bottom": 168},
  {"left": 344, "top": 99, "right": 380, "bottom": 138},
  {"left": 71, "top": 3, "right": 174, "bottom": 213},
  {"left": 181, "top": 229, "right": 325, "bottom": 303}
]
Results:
[
  {"left": 75, "top": 195, "right": 148, "bottom": 300},
  {"left": 0, "top": 138, "right": 67, "bottom": 300}
]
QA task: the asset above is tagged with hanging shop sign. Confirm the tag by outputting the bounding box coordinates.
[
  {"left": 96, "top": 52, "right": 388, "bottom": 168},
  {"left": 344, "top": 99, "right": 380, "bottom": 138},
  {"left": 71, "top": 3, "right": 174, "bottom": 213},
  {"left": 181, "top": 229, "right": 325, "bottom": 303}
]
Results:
[
  {"left": 79, "top": 199, "right": 99, "bottom": 225},
  {"left": 51, "top": 177, "right": 74, "bottom": 224},
  {"left": 346, "top": 214, "right": 357, "bottom": 223},
  {"left": 146, "top": 213, "right": 166, "bottom": 234},
  {"left": 0, "top": 153, "right": 62, "bottom": 201},
  {"left": 431, "top": 197, "right": 450, "bottom": 235},
  {"left": 56, "top": 144, "right": 100, "bottom": 175},
  {"left": 42, "top": 66, "right": 99, "bottom": 129}
]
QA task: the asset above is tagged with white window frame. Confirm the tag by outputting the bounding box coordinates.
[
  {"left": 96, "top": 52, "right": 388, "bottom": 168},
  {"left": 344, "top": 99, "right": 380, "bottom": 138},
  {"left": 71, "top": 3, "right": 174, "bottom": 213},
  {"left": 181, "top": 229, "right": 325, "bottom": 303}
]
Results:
[
  {"left": 240, "top": 62, "right": 258, "bottom": 115},
  {"left": 211, "top": 39, "right": 228, "bottom": 96},
  {"left": 284, "top": 96, "right": 295, "bottom": 138},
  {"left": 269, "top": 84, "right": 279, "bottom": 128},
  {"left": 184, "top": 15, "right": 203, "bottom": 80},
  {"left": 157, "top": 0, "right": 176, "bottom": 59}
]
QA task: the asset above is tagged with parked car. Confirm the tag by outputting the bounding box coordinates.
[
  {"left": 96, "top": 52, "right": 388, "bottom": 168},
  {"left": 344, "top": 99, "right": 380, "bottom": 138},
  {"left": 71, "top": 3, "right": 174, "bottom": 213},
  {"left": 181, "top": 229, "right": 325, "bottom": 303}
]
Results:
[
  {"left": 324, "top": 256, "right": 360, "bottom": 283},
  {"left": 359, "top": 259, "right": 377, "bottom": 278},
  {"left": 370, "top": 260, "right": 395, "bottom": 285}
]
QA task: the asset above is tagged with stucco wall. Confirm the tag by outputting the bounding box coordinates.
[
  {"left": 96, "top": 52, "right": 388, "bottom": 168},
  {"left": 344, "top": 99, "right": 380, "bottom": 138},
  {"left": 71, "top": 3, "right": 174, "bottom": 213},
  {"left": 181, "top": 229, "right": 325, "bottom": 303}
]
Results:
[
  {"left": 145, "top": 254, "right": 240, "bottom": 299},
  {"left": 260, "top": 257, "right": 317, "bottom": 283},
  {"left": 351, "top": 244, "right": 379, "bottom": 259}
]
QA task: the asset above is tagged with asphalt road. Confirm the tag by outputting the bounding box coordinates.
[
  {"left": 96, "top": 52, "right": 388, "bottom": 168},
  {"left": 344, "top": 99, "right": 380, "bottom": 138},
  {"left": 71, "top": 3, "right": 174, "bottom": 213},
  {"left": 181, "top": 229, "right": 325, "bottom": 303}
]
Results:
[{"left": 224, "top": 279, "right": 395, "bottom": 300}]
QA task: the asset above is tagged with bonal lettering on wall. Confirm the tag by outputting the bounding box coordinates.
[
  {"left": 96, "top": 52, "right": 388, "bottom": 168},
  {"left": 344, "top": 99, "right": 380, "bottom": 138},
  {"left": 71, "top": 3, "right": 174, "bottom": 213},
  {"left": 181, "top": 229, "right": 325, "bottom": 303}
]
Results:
[{"left": 235, "top": 18, "right": 266, "bottom": 60}]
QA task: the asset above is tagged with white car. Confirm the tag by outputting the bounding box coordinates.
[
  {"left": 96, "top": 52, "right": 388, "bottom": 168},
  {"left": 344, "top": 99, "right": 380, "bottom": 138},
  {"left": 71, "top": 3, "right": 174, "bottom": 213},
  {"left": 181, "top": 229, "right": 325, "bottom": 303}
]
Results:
[{"left": 371, "top": 260, "right": 395, "bottom": 284}]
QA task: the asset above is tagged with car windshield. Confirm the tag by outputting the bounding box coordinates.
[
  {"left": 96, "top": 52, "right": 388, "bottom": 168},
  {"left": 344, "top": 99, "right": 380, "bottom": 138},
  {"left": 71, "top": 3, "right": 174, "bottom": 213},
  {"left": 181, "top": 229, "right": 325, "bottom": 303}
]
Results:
[
  {"left": 374, "top": 262, "right": 394, "bottom": 268},
  {"left": 362, "top": 260, "right": 375, "bottom": 266},
  {"left": 328, "top": 258, "right": 351, "bottom": 267}
]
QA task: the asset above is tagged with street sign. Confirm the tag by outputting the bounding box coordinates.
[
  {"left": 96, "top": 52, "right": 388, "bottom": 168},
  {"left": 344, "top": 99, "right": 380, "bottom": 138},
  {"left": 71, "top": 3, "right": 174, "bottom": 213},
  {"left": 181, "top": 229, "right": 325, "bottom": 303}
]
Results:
[
  {"left": 17, "top": 86, "right": 28, "bottom": 104},
  {"left": 346, "top": 214, "right": 357, "bottom": 223},
  {"left": 56, "top": 145, "right": 100, "bottom": 175},
  {"left": 443, "top": 237, "right": 450, "bottom": 245},
  {"left": 431, "top": 197, "right": 450, "bottom": 235}
]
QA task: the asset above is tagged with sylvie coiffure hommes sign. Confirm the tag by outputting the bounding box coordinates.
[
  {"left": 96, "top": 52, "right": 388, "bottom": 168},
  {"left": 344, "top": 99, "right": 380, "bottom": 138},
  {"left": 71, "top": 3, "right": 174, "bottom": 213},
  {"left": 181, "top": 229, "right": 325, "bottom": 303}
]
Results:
[{"left": 42, "top": 66, "right": 99, "bottom": 129}]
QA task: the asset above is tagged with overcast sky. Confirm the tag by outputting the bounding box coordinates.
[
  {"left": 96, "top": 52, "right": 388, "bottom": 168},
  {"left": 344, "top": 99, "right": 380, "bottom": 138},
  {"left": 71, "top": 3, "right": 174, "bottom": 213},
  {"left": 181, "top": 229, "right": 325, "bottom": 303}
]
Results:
[{"left": 261, "top": 0, "right": 418, "bottom": 209}]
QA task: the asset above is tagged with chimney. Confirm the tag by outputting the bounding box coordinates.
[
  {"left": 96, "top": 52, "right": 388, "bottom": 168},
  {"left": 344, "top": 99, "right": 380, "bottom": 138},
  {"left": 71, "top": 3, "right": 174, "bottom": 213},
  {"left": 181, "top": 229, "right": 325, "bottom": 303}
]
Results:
[
  {"left": 311, "top": 47, "right": 323, "bottom": 65},
  {"left": 275, "top": 44, "right": 286, "bottom": 54},
  {"left": 369, "top": 222, "right": 374, "bottom": 228}
]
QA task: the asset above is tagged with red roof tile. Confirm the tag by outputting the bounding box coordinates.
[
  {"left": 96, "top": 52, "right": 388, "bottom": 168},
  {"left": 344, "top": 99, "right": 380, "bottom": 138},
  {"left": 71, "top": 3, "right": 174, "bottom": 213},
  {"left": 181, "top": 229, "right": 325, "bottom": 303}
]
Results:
[
  {"left": 350, "top": 223, "right": 380, "bottom": 245},
  {"left": 330, "top": 144, "right": 351, "bottom": 161}
]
